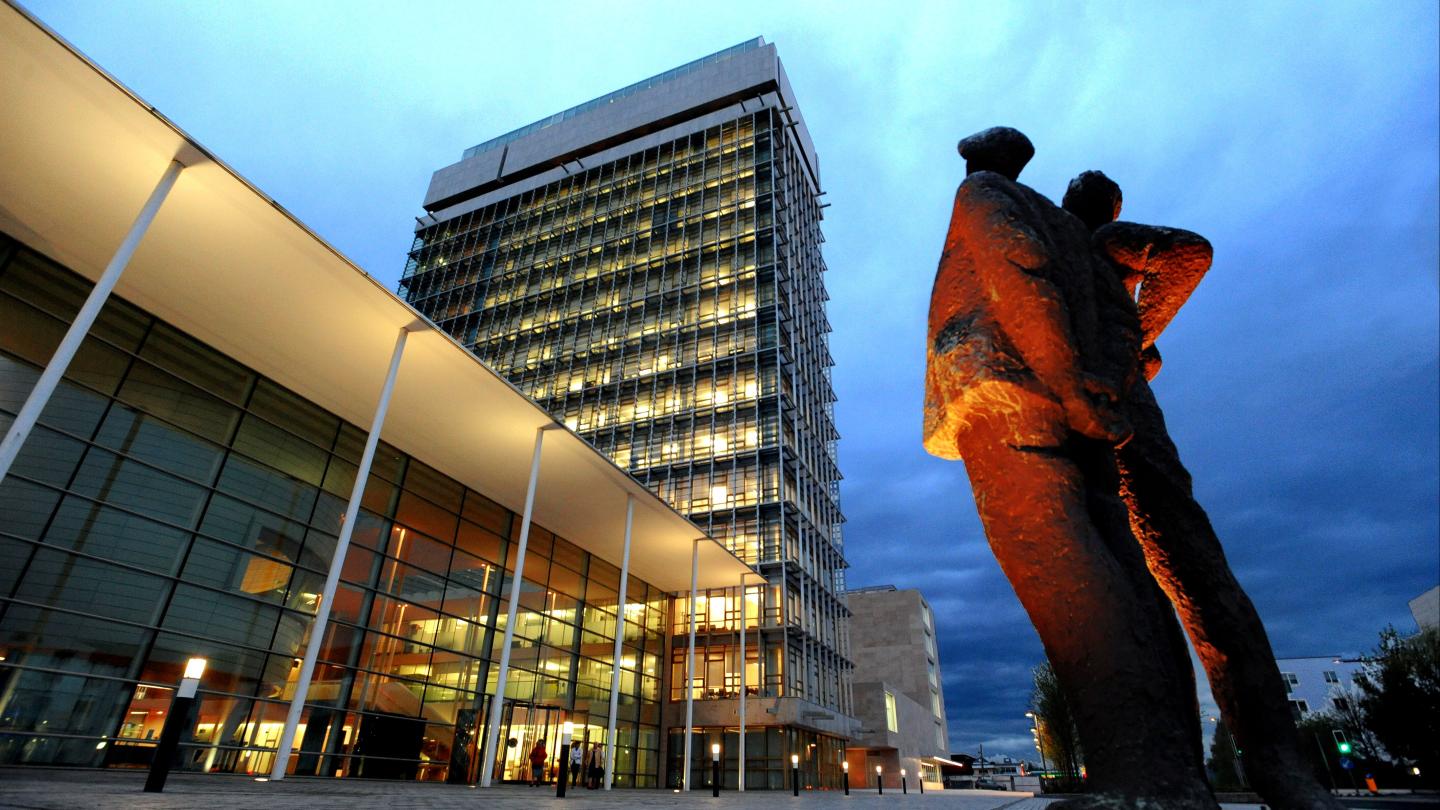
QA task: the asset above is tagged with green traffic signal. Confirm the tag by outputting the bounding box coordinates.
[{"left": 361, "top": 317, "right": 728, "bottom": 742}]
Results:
[{"left": 1336, "top": 741, "right": 1352, "bottom": 755}]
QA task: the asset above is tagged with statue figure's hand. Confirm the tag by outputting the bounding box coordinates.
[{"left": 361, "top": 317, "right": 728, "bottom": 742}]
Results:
[
  {"left": 1066, "top": 373, "right": 1132, "bottom": 445},
  {"left": 1142, "top": 345, "right": 1163, "bottom": 381}
]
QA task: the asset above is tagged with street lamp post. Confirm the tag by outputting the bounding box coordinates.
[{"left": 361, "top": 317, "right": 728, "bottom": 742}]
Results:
[
  {"left": 712, "top": 743, "right": 721, "bottom": 797},
  {"left": 144, "top": 657, "right": 206, "bottom": 793},
  {"left": 792, "top": 753, "right": 800, "bottom": 796},
  {"left": 1026, "top": 711, "right": 1049, "bottom": 776}
]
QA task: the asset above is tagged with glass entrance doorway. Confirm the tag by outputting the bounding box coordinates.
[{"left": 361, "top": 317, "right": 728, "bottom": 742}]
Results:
[{"left": 492, "top": 702, "right": 564, "bottom": 784}]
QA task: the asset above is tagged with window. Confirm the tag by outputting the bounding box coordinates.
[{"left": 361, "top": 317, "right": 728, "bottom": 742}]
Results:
[
  {"left": 1324, "top": 670, "right": 1339, "bottom": 684},
  {"left": 1289, "top": 699, "right": 1309, "bottom": 720},
  {"left": 884, "top": 690, "right": 898, "bottom": 733},
  {"left": 1281, "top": 672, "right": 1298, "bottom": 693},
  {"left": 1332, "top": 697, "right": 1349, "bottom": 712}
]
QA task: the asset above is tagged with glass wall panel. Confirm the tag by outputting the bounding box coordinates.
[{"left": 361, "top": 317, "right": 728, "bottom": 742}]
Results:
[{"left": 0, "top": 232, "right": 667, "bottom": 786}]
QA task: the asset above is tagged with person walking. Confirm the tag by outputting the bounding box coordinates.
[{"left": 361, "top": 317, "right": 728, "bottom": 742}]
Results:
[
  {"left": 570, "top": 740, "right": 584, "bottom": 787},
  {"left": 588, "top": 742, "right": 605, "bottom": 789},
  {"left": 527, "top": 739, "right": 547, "bottom": 787}
]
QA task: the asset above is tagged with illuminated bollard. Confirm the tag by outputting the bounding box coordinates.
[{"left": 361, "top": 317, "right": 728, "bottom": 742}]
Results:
[
  {"left": 144, "top": 657, "right": 206, "bottom": 793},
  {"left": 792, "top": 753, "right": 800, "bottom": 796},
  {"left": 842, "top": 760, "right": 850, "bottom": 796},
  {"left": 712, "top": 743, "right": 721, "bottom": 797},
  {"left": 901, "top": 768, "right": 908, "bottom": 794},
  {"left": 556, "top": 721, "right": 573, "bottom": 798},
  {"left": 876, "top": 764, "right": 884, "bottom": 794}
]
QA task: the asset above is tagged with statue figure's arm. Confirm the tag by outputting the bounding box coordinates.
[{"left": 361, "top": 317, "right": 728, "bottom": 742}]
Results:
[{"left": 1094, "top": 223, "right": 1212, "bottom": 379}]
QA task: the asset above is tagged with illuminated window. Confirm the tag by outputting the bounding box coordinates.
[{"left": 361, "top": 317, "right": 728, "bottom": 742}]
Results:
[{"left": 885, "top": 691, "right": 898, "bottom": 733}]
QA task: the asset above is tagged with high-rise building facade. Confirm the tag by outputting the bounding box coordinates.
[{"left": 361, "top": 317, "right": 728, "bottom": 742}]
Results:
[{"left": 400, "top": 38, "right": 852, "bottom": 789}]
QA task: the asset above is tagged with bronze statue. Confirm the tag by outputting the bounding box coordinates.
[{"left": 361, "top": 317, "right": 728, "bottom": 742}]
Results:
[{"left": 924, "top": 127, "right": 1340, "bottom": 809}]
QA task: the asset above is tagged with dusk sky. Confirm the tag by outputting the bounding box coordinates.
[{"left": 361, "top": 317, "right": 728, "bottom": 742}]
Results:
[{"left": 25, "top": 0, "right": 1438, "bottom": 760}]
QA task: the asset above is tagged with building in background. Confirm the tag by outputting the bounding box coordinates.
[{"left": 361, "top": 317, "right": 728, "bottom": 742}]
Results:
[
  {"left": 0, "top": 3, "right": 752, "bottom": 787},
  {"left": 1273, "top": 655, "right": 1367, "bottom": 721},
  {"left": 843, "top": 586, "right": 949, "bottom": 790},
  {"left": 1410, "top": 586, "right": 1439, "bottom": 631},
  {"left": 399, "top": 38, "right": 851, "bottom": 790}
]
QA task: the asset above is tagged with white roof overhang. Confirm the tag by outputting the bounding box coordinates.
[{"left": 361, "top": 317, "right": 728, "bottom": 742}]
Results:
[{"left": 0, "top": 1, "right": 754, "bottom": 592}]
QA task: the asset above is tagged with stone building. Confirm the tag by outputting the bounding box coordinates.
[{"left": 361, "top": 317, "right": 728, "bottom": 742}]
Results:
[{"left": 844, "top": 586, "right": 950, "bottom": 790}]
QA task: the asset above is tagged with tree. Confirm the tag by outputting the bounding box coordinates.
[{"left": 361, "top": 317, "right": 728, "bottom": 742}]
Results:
[
  {"left": 1207, "top": 718, "right": 1244, "bottom": 791},
  {"left": 1327, "top": 687, "right": 1383, "bottom": 763},
  {"left": 1353, "top": 626, "right": 1440, "bottom": 783},
  {"left": 1031, "top": 661, "right": 1083, "bottom": 788}
]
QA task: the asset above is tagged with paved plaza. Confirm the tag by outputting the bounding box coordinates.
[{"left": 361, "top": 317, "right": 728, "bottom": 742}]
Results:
[
  {"left": 0, "top": 769, "right": 1059, "bottom": 810},
  {"left": 4, "top": 769, "right": 1433, "bottom": 810}
]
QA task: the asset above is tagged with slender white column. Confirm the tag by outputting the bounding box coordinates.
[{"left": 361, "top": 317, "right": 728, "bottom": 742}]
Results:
[
  {"left": 0, "top": 160, "right": 183, "bottom": 485},
  {"left": 479, "top": 424, "right": 553, "bottom": 787},
  {"left": 738, "top": 573, "right": 747, "bottom": 792},
  {"left": 681, "top": 538, "right": 699, "bottom": 790},
  {"left": 603, "top": 495, "right": 634, "bottom": 790},
  {"left": 271, "top": 325, "right": 411, "bottom": 779}
]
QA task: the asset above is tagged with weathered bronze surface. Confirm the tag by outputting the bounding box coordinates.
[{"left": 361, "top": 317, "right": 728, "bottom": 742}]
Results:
[{"left": 925, "top": 127, "right": 1340, "bottom": 809}]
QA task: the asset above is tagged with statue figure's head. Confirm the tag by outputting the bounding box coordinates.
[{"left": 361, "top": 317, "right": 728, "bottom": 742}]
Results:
[
  {"left": 957, "top": 127, "right": 1034, "bottom": 181},
  {"left": 1062, "top": 170, "right": 1123, "bottom": 231}
]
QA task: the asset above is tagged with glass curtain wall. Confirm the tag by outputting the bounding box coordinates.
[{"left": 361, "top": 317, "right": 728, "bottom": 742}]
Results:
[{"left": 0, "top": 236, "right": 663, "bottom": 785}]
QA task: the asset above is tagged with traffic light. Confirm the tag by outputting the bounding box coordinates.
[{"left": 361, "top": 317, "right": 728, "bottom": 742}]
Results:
[{"left": 1332, "top": 729, "right": 1351, "bottom": 755}]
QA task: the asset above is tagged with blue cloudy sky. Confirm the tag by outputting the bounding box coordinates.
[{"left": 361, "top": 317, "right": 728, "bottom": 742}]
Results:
[{"left": 25, "top": 0, "right": 1438, "bottom": 760}]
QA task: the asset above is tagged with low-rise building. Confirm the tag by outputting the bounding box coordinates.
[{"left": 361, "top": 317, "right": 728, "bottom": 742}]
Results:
[
  {"left": 0, "top": 4, "right": 754, "bottom": 789},
  {"left": 1273, "top": 655, "right": 1367, "bottom": 721},
  {"left": 1410, "top": 586, "right": 1439, "bottom": 631},
  {"left": 843, "top": 586, "right": 950, "bottom": 790}
]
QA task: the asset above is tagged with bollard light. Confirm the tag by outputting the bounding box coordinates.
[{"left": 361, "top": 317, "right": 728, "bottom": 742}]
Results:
[
  {"left": 144, "top": 656, "right": 207, "bottom": 793},
  {"left": 876, "top": 764, "right": 884, "bottom": 795},
  {"left": 901, "top": 767, "right": 908, "bottom": 795},
  {"left": 556, "top": 721, "right": 575, "bottom": 798},
  {"left": 183, "top": 657, "right": 207, "bottom": 680},
  {"left": 843, "top": 760, "right": 850, "bottom": 796},
  {"left": 711, "top": 742, "right": 721, "bottom": 797},
  {"left": 792, "top": 753, "right": 801, "bottom": 796}
]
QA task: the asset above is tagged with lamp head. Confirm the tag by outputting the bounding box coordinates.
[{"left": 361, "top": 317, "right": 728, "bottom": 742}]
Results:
[
  {"left": 183, "top": 657, "right": 207, "bottom": 680},
  {"left": 791, "top": 754, "right": 799, "bottom": 766}
]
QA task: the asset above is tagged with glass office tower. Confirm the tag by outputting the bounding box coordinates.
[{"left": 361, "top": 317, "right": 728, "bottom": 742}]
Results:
[{"left": 399, "top": 38, "right": 852, "bottom": 789}]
